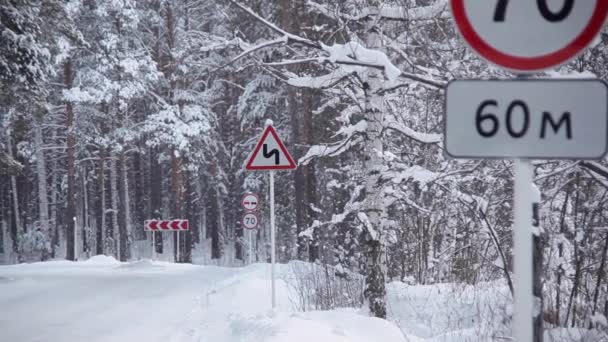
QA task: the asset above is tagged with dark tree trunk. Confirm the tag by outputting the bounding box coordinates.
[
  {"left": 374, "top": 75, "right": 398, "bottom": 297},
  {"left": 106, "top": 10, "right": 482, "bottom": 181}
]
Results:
[
  {"left": 95, "top": 149, "right": 105, "bottom": 255},
  {"left": 171, "top": 154, "right": 183, "bottom": 262},
  {"left": 206, "top": 165, "right": 221, "bottom": 259},
  {"left": 365, "top": 239, "right": 386, "bottom": 319},
  {"left": 183, "top": 168, "right": 199, "bottom": 264},
  {"left": 65, "top": 58, "right": 76, "bottom": 261},
  {"left": 132, "top": 151, "right": 146, "bottom": 241},
  {"left": 149, "top": 148, "right": 163, "bottom": 254},
  {"left": 117, "top": 152, "right": 129, "bottom": 262}
]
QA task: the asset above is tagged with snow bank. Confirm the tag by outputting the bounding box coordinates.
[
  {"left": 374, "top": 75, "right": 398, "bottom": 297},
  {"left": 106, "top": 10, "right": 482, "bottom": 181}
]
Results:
[
  {"left": 194, "top": 262, "right": 409, "bottom": 342},
  {"left": 206, "top": 309, "right": 415, "bottom": 342},
  {"left": 386, "top": 281, "right": 512, "bottom": 341},
  {"left": 83, "top": 255, "right": 120, "bottom": 265},
  {"left": 117, "top": 259, "right": 163, "bottom": 270}
]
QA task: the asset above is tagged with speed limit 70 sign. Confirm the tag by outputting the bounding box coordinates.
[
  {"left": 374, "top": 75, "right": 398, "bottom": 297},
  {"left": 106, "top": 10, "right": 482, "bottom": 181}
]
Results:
[
  {"left": 450, "top": 1, "right": 608, "bottom": 72},
  {"left": 445, "top": 79, "right": 608, "bottom": 159},
  {"left": 242, "top": 213, "right": 259, "bottom": 230}
]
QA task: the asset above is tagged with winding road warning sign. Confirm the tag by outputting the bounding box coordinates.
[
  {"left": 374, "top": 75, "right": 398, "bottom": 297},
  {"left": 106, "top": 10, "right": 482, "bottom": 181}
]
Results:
[
  {"left": 450, "top": 0, "right": 608, "bottom": 72},
  {"left": 245, "top": 125, "right": 297, "bottom": 171}
]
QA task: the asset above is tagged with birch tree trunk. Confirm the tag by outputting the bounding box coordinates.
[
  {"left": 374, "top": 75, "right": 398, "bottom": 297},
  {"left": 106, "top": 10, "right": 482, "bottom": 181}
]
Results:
[{"left": 361, "top": 2, "right": 386, "bottom": 319}]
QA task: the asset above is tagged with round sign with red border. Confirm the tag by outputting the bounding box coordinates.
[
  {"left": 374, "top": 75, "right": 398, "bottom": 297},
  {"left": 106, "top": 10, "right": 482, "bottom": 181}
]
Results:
[
  {"left": 241, "top": 193, "right": 259, "bottom": 212},
  {"left": 242, "top": 212, "right": 259, "bottom": 230},
  {"left": 450, "top": 0, "right": 608, "bottom": 72}
]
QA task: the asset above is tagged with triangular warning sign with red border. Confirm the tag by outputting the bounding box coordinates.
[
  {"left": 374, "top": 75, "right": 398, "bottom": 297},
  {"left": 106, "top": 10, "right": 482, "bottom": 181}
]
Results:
[{"left": 246, "top": 125, "right": 297, "bottom": 171}]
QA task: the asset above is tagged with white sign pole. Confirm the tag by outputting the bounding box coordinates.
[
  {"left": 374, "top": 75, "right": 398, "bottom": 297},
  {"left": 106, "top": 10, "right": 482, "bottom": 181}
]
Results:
[
  {"left": 248, "top": 229, "right": 253, "bottom": 265},
  {"left": 269, "top": 170, "right": 276, "bottom": 309},
  {"left": 73, "top": 216, "right": 77, "bottom": 261},
  {"left": 152, "top": 232, "right": 156, "bottom": 260},
  {"left": 176, "top": 231, "right": 180, "bottom": 263},
  {"left": 514, "top": 159, "right": 533, "bottom": 342}
]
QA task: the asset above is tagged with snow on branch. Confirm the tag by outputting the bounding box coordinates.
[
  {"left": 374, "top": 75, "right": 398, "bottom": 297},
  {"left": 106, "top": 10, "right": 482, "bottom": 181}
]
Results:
[
  {"left": 581, "top": 161, "right": 608, "bottom": 181},
  {"left": 385, "top": 121, "right": 442, "bottom": 144},
  {"left": 227, "top": 1, "right": 446, "bottom": 90},
  {"left": 378, "top": 1, "right": 450, "bottom": 21},
  {"left": 299, "top": 135, "right": 363, "bottom": 165},
  {"left": 322, "top": 42, "right": 401, "bottom": 81},
  {"left": 357, "top": 212, "right": 378, "bottom": 240},
  {"left": 228, "top": 0, "right": 320, "bottom": 49},
  {"left": 307, "top": 0, "right": 449, "bottom": 22},
  {"left": 226, "top": 37, "right": 288, "bottom": 68},
  {"left": 299, "top": 185, "right": 365, "bottom": 239},
  {"left": 287, "top": 69, "right": 355, "bottom": 89}
]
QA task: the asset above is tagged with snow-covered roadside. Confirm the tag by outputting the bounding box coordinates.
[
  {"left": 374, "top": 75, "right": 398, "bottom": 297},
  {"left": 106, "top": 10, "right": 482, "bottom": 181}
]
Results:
[
  {"left": 1, "top": 259, "right": 604, "bottom": 342},
  {"left": 387, "top": 281, "right": 512, "bottom": 341},
  {"left": 0, "top": 259, "right": 411, "bottom": 342}
]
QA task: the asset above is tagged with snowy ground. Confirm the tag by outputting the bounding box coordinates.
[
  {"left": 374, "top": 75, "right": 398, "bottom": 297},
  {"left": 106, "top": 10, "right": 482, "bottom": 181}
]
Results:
[
  {"left": 0, "top": 258, "right": 604, "bottom": 342},
  {"left": 0, "top": 258, "right": 407, "bottom": 342}
]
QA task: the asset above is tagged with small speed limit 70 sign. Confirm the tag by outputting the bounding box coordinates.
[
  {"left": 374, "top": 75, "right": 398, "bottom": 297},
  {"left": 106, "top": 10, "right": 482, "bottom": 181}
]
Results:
[
  {"left": 445, "top": 79, "right": 608, "bottom": 159},
  {"left": 242, "top": 213, "right": 259, "bottom": 230},
  {"left": 450, "top": 1, "right": 608, "bottom": 72}
]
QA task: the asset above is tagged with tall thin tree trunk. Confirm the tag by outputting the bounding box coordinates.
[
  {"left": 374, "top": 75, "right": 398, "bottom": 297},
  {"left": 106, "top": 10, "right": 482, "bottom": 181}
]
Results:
[
  {"left": 34, "top": 119, "right": 49, "bottom": 259},
  {"left": 361, "top": 2, "right": 386, "bottom": 318},
  {"left": 149, "top": 148, "right": 162, "bottom": 254},
  {"left": 118, "top": 151, "right": 130, "bottom": 261},
  {"left": 171, "top": 153, "right": 183, "bottom": 262},
  {"left": 95, "top": 148, "right": 105, "bottom": 255},
  {"left": 555, "top": 191, "right": 569, "bottom": 325},
  {"left": 7, "top": 133, "right": 21, "bottom": 260},
  {"left": 50, "top": 129, "right": 59, "bottom": 257},
  {"left": 65, "top": 58, "right": 76, "bottom": 261},
  {"left": 110, "top": 154, "right": 119, "bottom": 257}
]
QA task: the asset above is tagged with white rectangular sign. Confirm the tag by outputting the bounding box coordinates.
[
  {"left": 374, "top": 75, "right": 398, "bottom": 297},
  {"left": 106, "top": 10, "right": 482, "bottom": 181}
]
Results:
[{"left": 445, "top": 79, "right": 608, "bottom": 159}]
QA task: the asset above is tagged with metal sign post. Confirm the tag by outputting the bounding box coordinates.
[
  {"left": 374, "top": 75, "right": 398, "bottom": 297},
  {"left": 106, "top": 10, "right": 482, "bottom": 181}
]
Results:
[
  {"left": 513, "top": 159, "right": 533, "bottom": 342},
  {"left": 152, "top": 232, "right": 156, "bottom": 260},
  {"left": 144, "top": 219, "right": 189, "bottom": 262},
  {"left": 245, "top": 122, "right": 297, "bottom": 310},
  {"left": 248, "top": 229, "right": 253, "bottom": 265},
  {"left": 269, "top": 171, "right": 276, "bottom": 309},
  {"left": 241, "top": 193, "right": 260, "bottom": 265},
  {"left": 447, "top": 2, "right": 608, "bottom": 340}
]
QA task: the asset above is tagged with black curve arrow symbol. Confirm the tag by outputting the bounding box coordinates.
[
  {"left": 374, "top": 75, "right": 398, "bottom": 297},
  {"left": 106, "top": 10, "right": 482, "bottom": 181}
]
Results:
[{"left": 263, "top": 144, "right": 280, "bottom": 165}]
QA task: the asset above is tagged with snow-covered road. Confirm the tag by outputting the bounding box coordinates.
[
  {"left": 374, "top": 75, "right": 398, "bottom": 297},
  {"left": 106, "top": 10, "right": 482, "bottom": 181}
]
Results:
[
  {"left": 0, "top": 257, "right": 237, "bottom": 342},
  {"left": 0, "top": 257, "right": 411, "bottom": 342},
  {"left": 6, "top": 257, "right": 582, "bottom": 342}
]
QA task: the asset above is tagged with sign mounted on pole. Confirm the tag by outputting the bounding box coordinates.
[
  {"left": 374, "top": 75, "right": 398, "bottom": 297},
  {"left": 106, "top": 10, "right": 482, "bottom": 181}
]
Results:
[
  {"left": 242, "top": 212, "right": 259, "bottom": 230},
  {"left": 445, "top": 79, "right": 608, "bottom": 159},
  {"left": 241, "top": 193, "right": 260, "bottom": 212},
  {"left": 450, "top": 1, "right": 608, "bottom": 72},
  {"left": 245, "top": 125, "right": 297, "bottom": 171},
  {"left": 144, "top": 220, "right": 189, "bottom": 231},
  {"left": 244, "top": 122, "right": 297, "bottom": 310}
]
